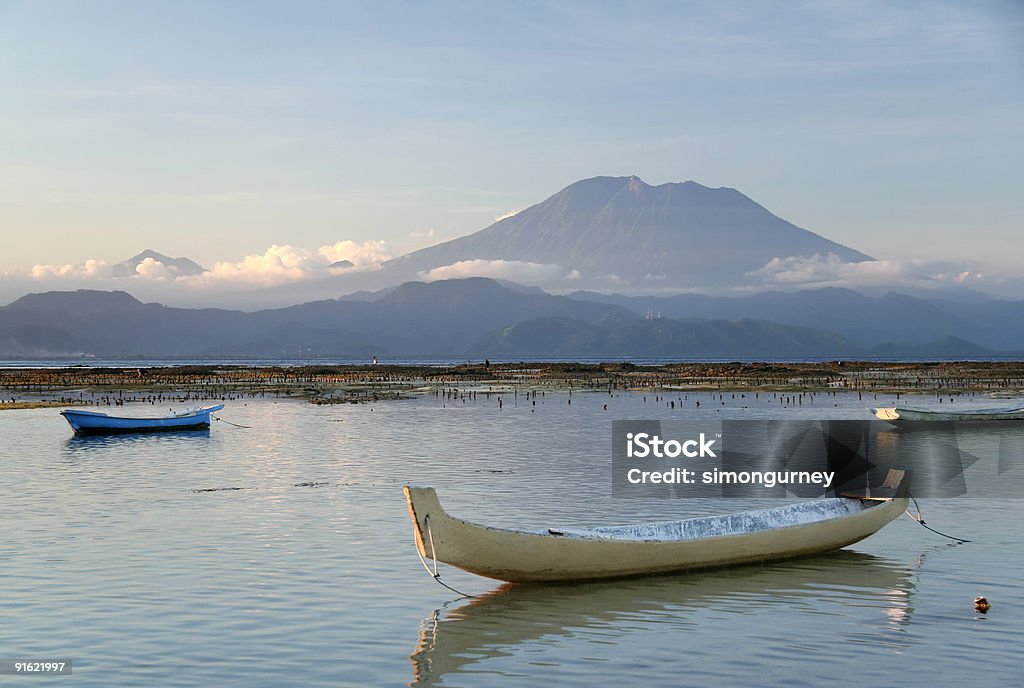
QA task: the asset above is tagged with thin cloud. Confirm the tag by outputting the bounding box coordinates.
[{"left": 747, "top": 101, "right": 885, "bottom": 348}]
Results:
[
  {"left": 419, "top": 259, "right": 573, "bottom": 283},
  {"left": 494, "top": 209, "right": 521, "bottom": 222}
]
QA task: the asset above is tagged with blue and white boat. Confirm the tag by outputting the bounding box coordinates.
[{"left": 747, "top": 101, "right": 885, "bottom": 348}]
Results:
[{"left": 60, "top": 404, "right": 225, "bottom": 435}]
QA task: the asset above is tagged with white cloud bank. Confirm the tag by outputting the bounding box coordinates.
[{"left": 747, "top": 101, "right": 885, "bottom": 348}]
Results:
[
  {"left": 750, "top": 253, "right": 985, "bottom": 290},
  {"left": 31, "top": 259, "right": 113, "bottom": 279},
  {"left": 317, "top": 240, "right": 393, "bottom": 268},
  {"left": 135, "top": 257, "right": 174, "bottom": 280},
  {"left": 16, "top": 248, "right": 1024, "bottom": 309},
  {"left": 28, "top": 240, "right": 394, "bottom": 288},
  {"left": 419, "top": 259, "right": 579, "bottom": 283}
]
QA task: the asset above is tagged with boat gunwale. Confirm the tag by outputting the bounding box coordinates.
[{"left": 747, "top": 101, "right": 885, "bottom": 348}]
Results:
[
  {"left": 60, "top": 403, "right": 225, "bottom": 421},
  {"left": 406, "top": 489, "right": 894, "bottom": 546},
  {"left": 537, "top": 499, "right": 883, "bottom": 543}
]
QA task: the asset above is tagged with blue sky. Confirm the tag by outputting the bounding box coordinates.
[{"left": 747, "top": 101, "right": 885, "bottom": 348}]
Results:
[{"left": 1, "top": 1, "right": 1022, "bottom": 300}]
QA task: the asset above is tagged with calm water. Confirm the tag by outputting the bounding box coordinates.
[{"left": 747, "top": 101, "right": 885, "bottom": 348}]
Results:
[{"left": 1, "top": 390, "right": 1022, "bottom": 686}]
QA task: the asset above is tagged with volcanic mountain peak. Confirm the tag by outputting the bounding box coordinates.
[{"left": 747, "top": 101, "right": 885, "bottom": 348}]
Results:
[
  {"left": 112, "top": 250, "right": 207, "bottom": 277},
  {"left": 381, "top": 175, "right": 871, "bottom": 289}
]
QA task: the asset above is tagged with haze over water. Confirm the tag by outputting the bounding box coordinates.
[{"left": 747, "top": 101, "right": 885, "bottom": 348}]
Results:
[{"left": 2, "top": 389, "right": 1022, "bottom": 686}]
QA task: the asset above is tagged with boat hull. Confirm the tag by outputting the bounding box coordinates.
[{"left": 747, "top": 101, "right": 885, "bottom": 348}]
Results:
[
  {"left": 60, "top": 405, "right": 225, "bottom": 435},
  {"left": 873, "top": 405, "right": 1024, "bottom": 425},
  {"left": 403, "top": 478, "right": 909, "bottom": 583}
]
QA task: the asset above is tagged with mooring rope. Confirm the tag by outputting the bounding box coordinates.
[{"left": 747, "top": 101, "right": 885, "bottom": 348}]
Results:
[
  {"left": 413, "top": 515, "right": 476, "bottom": 599},
  {"left": 213, "top": 415, "right": 252, "bottom": 429},
  {"left": 904, "top": 492, "right": 971, "bottom": 543}
]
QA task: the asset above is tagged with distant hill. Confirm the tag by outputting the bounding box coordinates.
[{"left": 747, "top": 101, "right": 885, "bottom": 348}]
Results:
[
  {"left": 381, "top": 176, "right": 871, "bottom": 289},
  {"left": 0, "top": 324, "right": 97, "bottom": 358},
  {"left": 233, "top": 278, "right": 636, "bottom": 356},
  {"left": 0, "top": 280, "right": 631, "bottom": 358},
  {"left": 112, "top": 249, "right": 206, "bottom": 277},
  {"left": 474, "top": 316, "right": 861, "bottom": 359},
  {"left": 871, "top": 335, "right": 995, "bottom": 358},
  {"left": 0, "top": 289, "right": 248, "bottom": 358},
  {"left": 1, "top": 280, "right": 1012, "bottom": 360},
  {"left": 568, "top": 287, "right": 1024, "bottom": 351},
  {"left": 6, "top": 289, "right": 146, "bottom": 316}
]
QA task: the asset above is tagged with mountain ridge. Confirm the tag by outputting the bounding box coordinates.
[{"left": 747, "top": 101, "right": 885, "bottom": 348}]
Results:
[
  {"left": 567, "top": 287, "right": 1024, "bottom": 351},
  {"left": 1, "top": 280, "right": 1015, "bottom": 360}
]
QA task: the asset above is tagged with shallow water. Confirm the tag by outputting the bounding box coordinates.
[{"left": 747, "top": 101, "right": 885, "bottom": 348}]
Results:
[{"left": 1, "top": 389, "right": 1021, "bottom": 686}]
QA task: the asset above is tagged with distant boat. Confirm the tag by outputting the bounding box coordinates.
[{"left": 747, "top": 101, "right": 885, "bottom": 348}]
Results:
[
  {"left": 403, "top": 470, "right": 910, "bottom": 583},
  {"left": 872, "top": 404, "right": 1024, "bottom": 424},
  {"left": 60, "top": 404, "right": 225, "bottom": 435}
]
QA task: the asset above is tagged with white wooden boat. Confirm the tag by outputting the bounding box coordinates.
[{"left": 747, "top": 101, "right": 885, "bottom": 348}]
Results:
[
  {"left": 403, "top": 470, "right": 910, "bottom": 583},
  {"left": 873, "top": 404, "right": 1024, "bottom": 424}
]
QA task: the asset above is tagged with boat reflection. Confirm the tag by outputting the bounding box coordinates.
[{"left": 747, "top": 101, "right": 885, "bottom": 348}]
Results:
[
  {"left": 63, "top": 428, "right": 212, "bottom": 455},
  {"left": 410, "top": 550, "right": 915, "bottom": 686}
]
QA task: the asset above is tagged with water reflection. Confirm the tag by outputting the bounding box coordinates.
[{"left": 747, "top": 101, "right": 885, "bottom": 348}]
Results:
[
  {"left": 63, "top": 428, "right": 212, "bottom": 456},
  {"left": 410, "top": 551, "right": 915, "bottom": 687}
]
